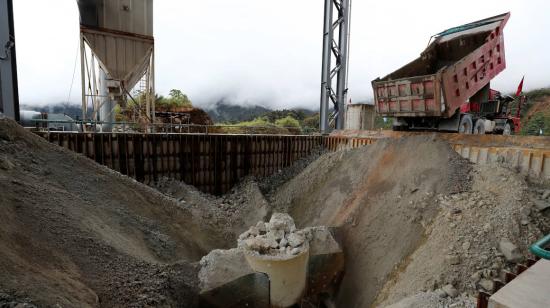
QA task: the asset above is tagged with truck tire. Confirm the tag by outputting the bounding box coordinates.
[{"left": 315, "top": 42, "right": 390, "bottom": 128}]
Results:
[
  {"left": 459, "top": 115, "right": 473, "bottom": 134},
  {"left": 503, "top": 122, "right": 513, "bottom": 135},
  {"left": 473, "top": 119, "right": 486, "bottom": 134}
]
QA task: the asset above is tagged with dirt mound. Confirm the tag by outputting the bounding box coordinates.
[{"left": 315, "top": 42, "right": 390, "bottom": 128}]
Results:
[
  {"left": 3, "top": 111, "right": 549, "bottom": 308},
  {"left": 269, "top": 135, "right": 472, "bottom": 307},
  {"left": 267, "top": 134, "right": 549, "bottom": 307},
  {"left": 0, "top": 117, "right": 226, "bottom": 307},
  {"left": 154, "top": 177, "right": 269, "bottom": 241}
]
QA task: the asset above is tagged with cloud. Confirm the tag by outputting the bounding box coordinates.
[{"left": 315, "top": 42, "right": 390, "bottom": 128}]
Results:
[{"left": 13, "top": 0, "right": 550, "bottom": 109}]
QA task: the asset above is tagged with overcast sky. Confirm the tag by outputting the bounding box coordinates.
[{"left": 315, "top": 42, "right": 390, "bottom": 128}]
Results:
[{"left": 13, "top": 0, "right": 550, "bottom": 109}]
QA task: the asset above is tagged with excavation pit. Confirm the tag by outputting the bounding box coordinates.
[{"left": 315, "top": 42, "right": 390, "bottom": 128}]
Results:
[{"left": 1, "top": 117, "right": 549, "bottom": 308}]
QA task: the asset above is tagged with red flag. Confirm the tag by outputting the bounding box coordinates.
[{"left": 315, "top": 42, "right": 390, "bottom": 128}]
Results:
[{"left": 515, "top": 76, "right": 524, "bottom": 97}]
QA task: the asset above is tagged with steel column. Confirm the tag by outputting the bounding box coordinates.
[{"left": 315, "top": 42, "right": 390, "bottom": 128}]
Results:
[
  {"left": 319, "top": 0, "right": 351, "bottom": 133},
  {"left": 0, "top": 0, "right": 20, "bottom": 121},
  {"left": 336, "top": 0, "right": 351, "bottom": 129},
  {"left": 80, "top": 34, "right": 87, "bottom": 124}
]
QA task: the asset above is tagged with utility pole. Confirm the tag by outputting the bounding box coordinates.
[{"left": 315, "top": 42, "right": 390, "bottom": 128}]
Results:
[
  {"left": 320, "top": 0, "right": 351, "bottom": 134},
  {"left": 0, "top": 0, "right": 20, "bottom": 121}
]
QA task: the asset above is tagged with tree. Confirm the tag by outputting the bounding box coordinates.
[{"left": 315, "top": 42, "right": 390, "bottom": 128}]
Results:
[
  {"left": 275, "top": 115, "right": 301, "bottom": 128},
  {"left": 522, "top": 113, "right": 550, "bottom": 136},
  {"left": 167, "top": 89, "right": 192, "bottom": 108},
  {"left": 303, "top": 113, "right": 320, "bottom": 131}
]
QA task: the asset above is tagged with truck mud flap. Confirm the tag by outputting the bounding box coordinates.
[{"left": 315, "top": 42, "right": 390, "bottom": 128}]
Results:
[{"left": 438, "top": 111, "right": 461, "bottom": 132}]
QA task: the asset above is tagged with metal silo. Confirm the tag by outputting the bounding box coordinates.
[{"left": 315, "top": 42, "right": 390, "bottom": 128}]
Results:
[{"left": 77, "top": 0, "right": 155, "bottom": 131}]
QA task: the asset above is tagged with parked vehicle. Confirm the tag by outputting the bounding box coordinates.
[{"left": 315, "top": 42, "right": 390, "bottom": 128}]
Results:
[{"left": 372, "top": 12, "right": 520, "bottom": 134}]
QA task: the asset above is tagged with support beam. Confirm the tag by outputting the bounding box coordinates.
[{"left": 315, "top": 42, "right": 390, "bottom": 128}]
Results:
[
  {"left": 80, "top": 34, "right": 87, "bottom": 124},
  {"left": 320, "top": 0, "right": 351, "bottom": 134},
  {"left": 0, "top": 0, "right": 20, "bottom": 121}
]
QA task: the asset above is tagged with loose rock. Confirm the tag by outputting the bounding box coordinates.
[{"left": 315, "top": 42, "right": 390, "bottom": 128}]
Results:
[
  {"left": 442, "top": 284, "right": 459, "bottom": 298},
  {"left": 498, "top": 238, "right": 522, "bottom": 262},
  {"left": 478, "top": 279, "right": 495, "bottom": 292}
]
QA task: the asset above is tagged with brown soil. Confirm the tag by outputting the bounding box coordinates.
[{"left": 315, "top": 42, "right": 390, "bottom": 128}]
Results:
[
  {"left": 524, "top": 96, "right": 550, "bottom": 121},
  {"left": 271, "top": 135, "right": 472, "bottom": 307},
  {"left": 0, "top": 117, "right": 227, "bottom": 307},
  {"left": 269, "top": 135, "right": 549, "bottom": 307}
]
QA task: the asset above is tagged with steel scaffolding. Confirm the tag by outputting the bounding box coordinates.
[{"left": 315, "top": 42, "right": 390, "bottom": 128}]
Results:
[{"left": 319, "top": 0, "right": 351, "bottom": 134}]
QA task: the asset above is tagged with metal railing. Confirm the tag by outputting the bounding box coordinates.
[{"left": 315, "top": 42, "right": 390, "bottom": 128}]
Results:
[{"left": 25, "top": 119, "right": 318, "bottom": 135}]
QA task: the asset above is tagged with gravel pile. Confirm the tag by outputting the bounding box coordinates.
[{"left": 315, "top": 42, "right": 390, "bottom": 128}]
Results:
[
  {"left": 258, "top": 147, "right": 326, "bottom": 200},
  {"left": 0, "top": 117, "right": 207, "bottom": 307},
  {"left": 384, "top": 291, "right": 475, "bottom": 308},
  {"left": 154, "top": 177, "right": 270, "bottom": 243},
  {"left": 376, "top": 163, "right": 550, "bottom": 307}
]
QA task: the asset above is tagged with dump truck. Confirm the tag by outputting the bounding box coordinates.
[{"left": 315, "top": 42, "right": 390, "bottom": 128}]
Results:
[{"left": 372, "top": 12, "right": 520, "bottom": 134}]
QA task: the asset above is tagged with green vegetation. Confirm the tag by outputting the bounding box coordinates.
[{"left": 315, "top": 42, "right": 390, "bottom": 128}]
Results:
[
  {"left": 113, "top": 104, "right": 124, "bottom": 122},
  {"left": 231, "top": 115, "right": 299, "bottom": 129},
  {"left": 232, "top": 116, "right": 276, "bottom": 127},
  {"left": 302, "top": 113, "right": 320, "bottom": 132},
  {"left": 374, "top": 116, "right": 393, "bottom": 130},
  {"left": 156, "top": 89, "right": 193, "bottom": 109},
  {"left": 509, "top": 87, "right": 550, "bottom": 118},
  {"left": 126, "top": 89, "right": 193, "bottom": 111},
  {"left": 275, "top": 116, "right": 301, "bottom": 128},
  {"left": 521, "top": 112, "right": 550, "bottom": 136},
  {"left": 226, "top": 109, "right": 321, "bottom": 133},
  {"left": 505, "top": 86, "right": 550, "bottom": 136},
  {"left": 524, "top": 88, "right": 550, "bottom": 101}
]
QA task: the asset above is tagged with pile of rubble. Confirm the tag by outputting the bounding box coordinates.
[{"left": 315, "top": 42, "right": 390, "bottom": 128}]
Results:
[
  {"left": 376, "top": 163, "right": 550, "bottom": 307},
  {"left": 238, "top": 213, "right": 311, "bottom": 257}
]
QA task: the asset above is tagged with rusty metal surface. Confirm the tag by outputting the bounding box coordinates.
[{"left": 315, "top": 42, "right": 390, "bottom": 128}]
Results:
[
  {"left": 35, "top": 132, "right": 323, "bottom": 195},
  {"left": 35, "top": 130, "right": 550, "bottom": 194},
  {"left": 373, "top": 13, "right": 510, "bottom": 119},
  {"left": 372, "top": 74, "right": 442, "bottom": 117}
]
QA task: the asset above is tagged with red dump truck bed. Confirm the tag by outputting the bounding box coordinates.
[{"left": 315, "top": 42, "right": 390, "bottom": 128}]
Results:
[{"left": 372, "top": 13, "right": 510, "bottom": 119}]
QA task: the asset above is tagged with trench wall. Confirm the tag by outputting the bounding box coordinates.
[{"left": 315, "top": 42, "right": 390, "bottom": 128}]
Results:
[
  {"left": 35, "top": 132, "right": 323, "bottom": 195},
  {"left": 324, "top": 134, "right": 550, "bottom": 181},
  {"left": 35, "top": 132, "right": 550, "bottom": 195}
]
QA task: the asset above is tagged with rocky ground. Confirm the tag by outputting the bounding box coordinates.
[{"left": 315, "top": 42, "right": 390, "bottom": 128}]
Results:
[
  {"left": 376, "top": 163, "right": 550, "bottom": 307},
  {"left": 0, "top": 117, "right": 211, "bottom": 307},
  {"left": 1, "top": 114, "right": 549, "bottom": 307}
]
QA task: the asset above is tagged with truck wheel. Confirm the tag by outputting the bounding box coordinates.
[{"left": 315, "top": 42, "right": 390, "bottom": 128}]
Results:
[
  {"left": 473, "top": 119, "right": 486, "bottom": 134},
  {"left": 459, "top": 115, "right": 473, "bottom": 134},
  {"left": 503, "top": 122, "right": 513, "bottom": 135}
]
